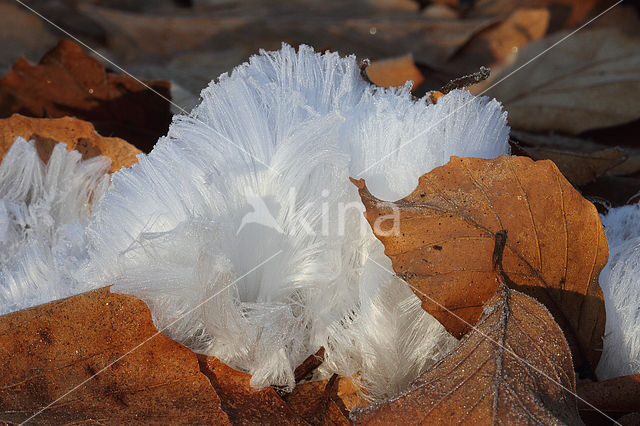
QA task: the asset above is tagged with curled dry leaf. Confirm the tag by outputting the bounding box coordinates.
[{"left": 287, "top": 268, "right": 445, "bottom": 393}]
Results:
[
  {"left": 283, "top": 375, "right": 352, "bottom": 425},
  {"left": 81, "top": 2, "right": 497, "bottom": 71},
  {"left": 467, "top": 0, "right": 614, "bottom": 31},
  {"left": 485, "top": 26, "right": 640, "bottom": 134},
  {"left": 353, "top": 283, "right": 581, "bottom": 425},
  {"left": 196, "top": 356, "right": 306, "bottom": 425},
  {"left": 450, "top": 8, "right": 550, "bottom": 73},
  {"left": 0, "top": 39, "right": 172, "bottom": 152},
  {"left": 197, "top": 355, "right": 362, "bottom": 425},
  {"left": 0, "top": 287, "right": 230, "bottom": 424},
  {"left": 353, "top": 155, "right": 607, "bottom": 374},
  {"left": 515, "top": 145, "right": 627, "bottom": 186},
  {"left": 577, "top": 374, "right": 640, "bottom": 419},
  {"left": 0, "top": 114, "right": 140, "bottom": 172}
]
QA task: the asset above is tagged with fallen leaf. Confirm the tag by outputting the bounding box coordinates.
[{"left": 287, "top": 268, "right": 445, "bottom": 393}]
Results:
[
  {"left": 196, "top": 355, "right": 306, "bottom": 425},
  {"left": 608, "top": 155, "right": 640, "bottom": 177},
  {"left": 283, "top": 375, "right": 352, "bottom": 425},
  {"left": 364, "top": 55, "right": 424, "bottom": 89},
  {"left": 485, "top": 26, "right": 640, "bottom": 134},
  {"left": 353, "top": 155, "right": 607, "bottom": 374},
  {"left": 510, "top": 129, "right": 615, "bottom": 152},
  {"left": 516, "top": 145, "right": 627, "bottom": 185},
  {"left": 333, "top": 376, "right": 369, "bottom": 412},
  {"left": 449, "top": 8, "right": 550, "bottom": 72},
  {"left": 577, "top": 374, "right": 640, "bottom": 420},
  {"left": 510, "top": 129, "right": 640, "bottom": 199},
  {"left": 352, "top": 282, "right": 581, "bottom": 424},
  {"left": 294, "top": 347, "right": 326, "bottom": 383},
  {"left": 0, "top": 39, "right": 172, "bottom": 152},
  {"left": 467, "top": 0, "right": 613, "bottom": 31},
  {"left": 0, "top": 287, "right": 230, "bottom": 424},
  {"left": 81, "top": 3, "right": 497, "bottom": 73},
  {"left": 0, "top": 114, "right": 140, "bottom": 172}
]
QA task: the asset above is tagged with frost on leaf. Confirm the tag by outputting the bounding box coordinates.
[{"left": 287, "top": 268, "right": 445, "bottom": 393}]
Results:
[
  {"left": 354, "top": 155, "right": 607, "bottom": 375},
  {"left": 352, "top": 282, "right": 581, "bottom": 425},
  {"left": 84, "top": 43, "right": 509, "bottom": 393}
]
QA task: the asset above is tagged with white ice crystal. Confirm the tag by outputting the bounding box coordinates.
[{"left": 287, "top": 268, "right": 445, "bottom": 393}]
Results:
[
  {"left": 597, "top": 203, "right": 640, "bottom": 380},
  {"left": 81, "top": 44, "right": 509, "bottom": 395},
  {"left": 0, "top": 137, "right": 110, "bottom": 315},
  {"left": 320, "top": 278, "right": 458, "bottom": 400}
]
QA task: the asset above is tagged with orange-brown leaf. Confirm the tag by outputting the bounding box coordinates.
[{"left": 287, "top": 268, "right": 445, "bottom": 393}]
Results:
[
  {"left": 0, "top": 288, "right": 230, "bottom": 424},
  {"left": 0, "top": 40, "right": 171, "bottom": 152},
  {"left": 0, "top": 114, "right": 140, "bottom": 172},
  {"left": 197, "top": 355, "right": 307, "bottom": 425},
  {"left": 364, "top": 56, "right": 424, "bottom": 90},
  {"left": 352, "top": 284, "right": 581, "bottom": 425},
  {"left": 354, "top": 155, "right": 607, "bottom": 374},
  {"left": 284, "top": 375, "right": 352, "bottom": 425}
]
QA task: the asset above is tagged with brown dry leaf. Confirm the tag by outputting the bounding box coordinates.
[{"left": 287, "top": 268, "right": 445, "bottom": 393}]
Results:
[
  {"left": 467, "top": 0, "right": 614, "bottom": 31},
  {"left": 0, "top": 114, "right": 140, "bottom": 172},
  {"left": 510, "top": 129, "right": 616, "bottom": 152},
  {"left": 352, "top": 283, "right": 581, "bottom": 425},
  {"left": 516, "top": 145, "right": 627, "bottom": 185},
  {"left": 477, "top": 8, "right": 550, "bottom": 63},
  {"left": 365, "top": 55, "right": 424, "bottom": 89},
  {"left": 197, "top": 355, "right": 366, "bottom": 424},
  {"left": 608, "top": 154, "right": 640, "bottom": 177},
  {"left": 353, "top": 155, "right": 607, "bottom": 373},
  {"left": 0, "top": 287, "right": 230, "bottom": 424},
  {"left": 485, "top": 26, "right": 640, "bottom": 134},
  {"left": 81, "top": 3, "right": 497, "bottom": 72},
  {"left": 428, "top": 90, "right": 445, "bottom": 104},
  {"left": 197, "top": 355, "right": 308, "bottom": 424},
  {"left": 0, "top": 39, "right": 172, "bottom": 152},
  {"left": 283, "top": 375, "right": 352, "bottom": 425},
  {"left": 334, "top": 376, "right": 370, "bottom": 412},
  {"left": 577, "top": 374, "right": 640, "bottom": 420},
  {"left": 509, "top": 129, "right": 640, "bottom": 203},
  {"left": 450, "top": 8, "right": 550, "bottom": 72}
]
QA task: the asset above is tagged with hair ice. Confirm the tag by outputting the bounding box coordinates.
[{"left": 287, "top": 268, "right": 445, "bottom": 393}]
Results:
[
  {"left": 83, "top": 44, "right": 509, "bottom": 395},
  {"left": 596, "top": 203, "right": 640, "bottom": 379},
  {"left": 0, "top": 137, "right": 110, "bottom": 315}
]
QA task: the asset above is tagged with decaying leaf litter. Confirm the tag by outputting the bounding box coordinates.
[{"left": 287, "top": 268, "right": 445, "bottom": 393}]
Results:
[{"left": 1, "top": 0, "right": 640, "bottom": 424}]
